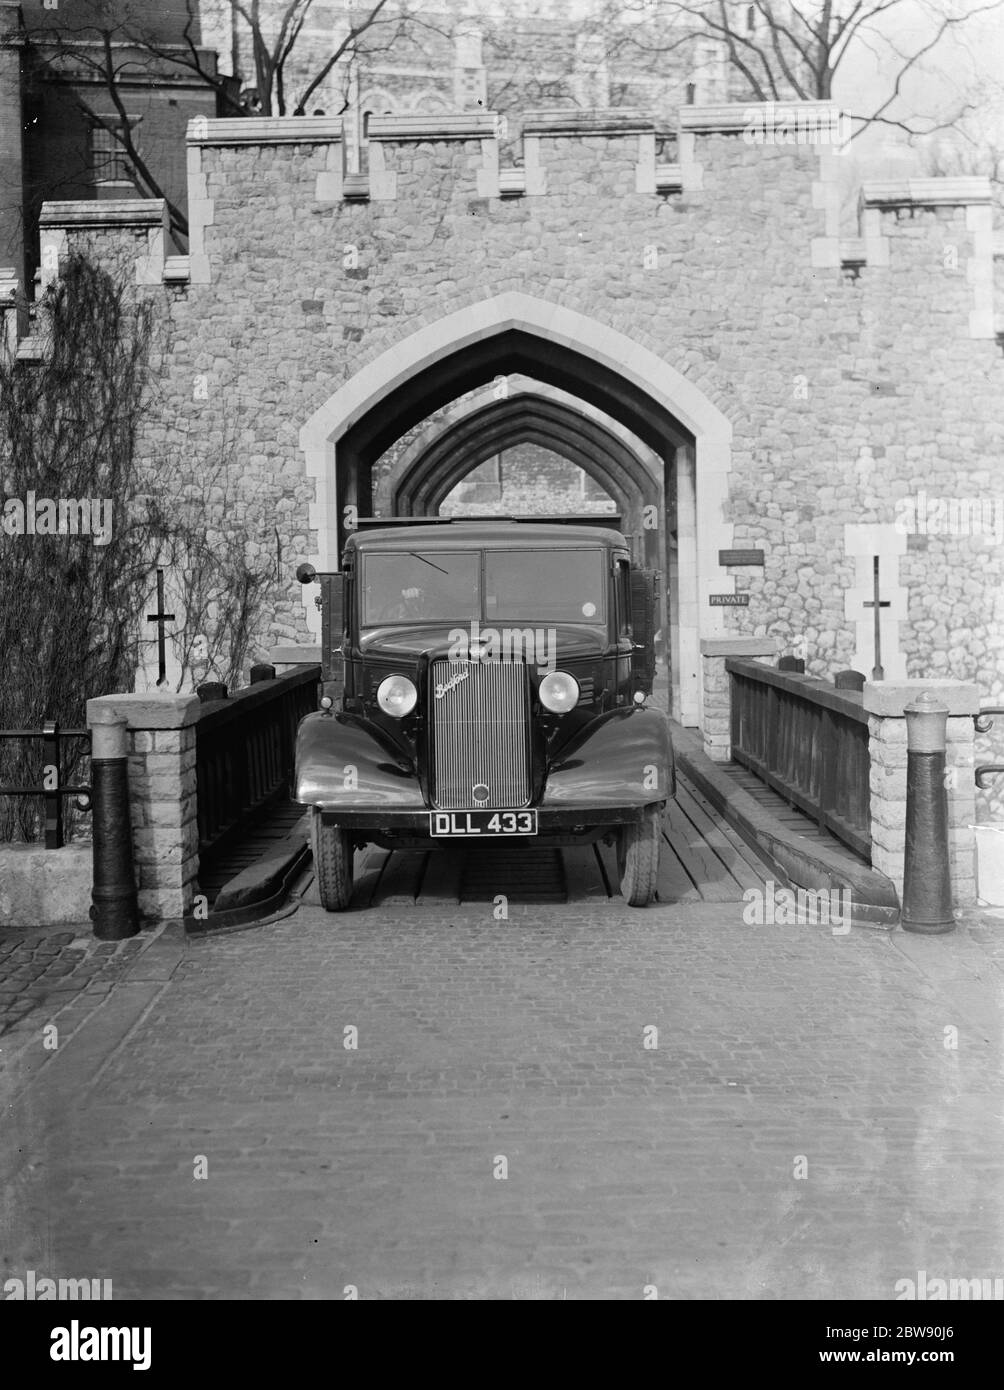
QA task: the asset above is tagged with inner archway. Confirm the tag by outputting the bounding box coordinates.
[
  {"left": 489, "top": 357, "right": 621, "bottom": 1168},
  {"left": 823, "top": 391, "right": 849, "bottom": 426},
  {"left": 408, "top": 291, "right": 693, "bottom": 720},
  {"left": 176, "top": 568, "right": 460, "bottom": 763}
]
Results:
[{"left": 387, "top": 392, "right": 662, "bottom": 568}]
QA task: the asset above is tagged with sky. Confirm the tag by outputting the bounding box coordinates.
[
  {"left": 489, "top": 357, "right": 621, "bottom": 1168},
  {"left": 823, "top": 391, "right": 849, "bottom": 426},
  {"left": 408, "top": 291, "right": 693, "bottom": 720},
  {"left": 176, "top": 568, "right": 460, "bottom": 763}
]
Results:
[{"left": 831, "top": 0, "right": 1004, "bottom": 162}]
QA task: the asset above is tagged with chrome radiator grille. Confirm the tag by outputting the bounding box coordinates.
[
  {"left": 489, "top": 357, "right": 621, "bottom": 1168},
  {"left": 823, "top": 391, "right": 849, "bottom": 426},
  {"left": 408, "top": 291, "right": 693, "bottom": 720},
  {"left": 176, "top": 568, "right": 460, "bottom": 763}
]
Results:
[{"left": 430, "top": 659, "right": 531, "bottom": 809}]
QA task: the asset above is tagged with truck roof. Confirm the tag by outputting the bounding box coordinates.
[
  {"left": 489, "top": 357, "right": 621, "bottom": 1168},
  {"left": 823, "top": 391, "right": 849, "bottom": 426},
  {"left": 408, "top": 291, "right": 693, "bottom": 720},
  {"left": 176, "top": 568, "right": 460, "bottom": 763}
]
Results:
[{"left": 346, "top": 519, "right": 628, "bottom": 551}]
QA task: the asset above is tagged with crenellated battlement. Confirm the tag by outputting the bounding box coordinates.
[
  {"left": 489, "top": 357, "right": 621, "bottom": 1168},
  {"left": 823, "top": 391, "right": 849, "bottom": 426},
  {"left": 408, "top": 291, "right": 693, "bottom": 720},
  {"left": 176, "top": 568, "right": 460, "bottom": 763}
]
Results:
[
  {"left": 11, "top": 101, "right": 995, "bottom": 349},
  {"left": 182, "top": 101, "right": 853, "bottom": 209}
]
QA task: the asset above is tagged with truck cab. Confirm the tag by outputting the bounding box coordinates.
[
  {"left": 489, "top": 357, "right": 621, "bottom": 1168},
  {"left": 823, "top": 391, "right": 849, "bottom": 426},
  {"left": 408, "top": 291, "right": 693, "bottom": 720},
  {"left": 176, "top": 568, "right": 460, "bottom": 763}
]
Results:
[{"left": 295, "top": 517, "right": 674, "bottom": 907}]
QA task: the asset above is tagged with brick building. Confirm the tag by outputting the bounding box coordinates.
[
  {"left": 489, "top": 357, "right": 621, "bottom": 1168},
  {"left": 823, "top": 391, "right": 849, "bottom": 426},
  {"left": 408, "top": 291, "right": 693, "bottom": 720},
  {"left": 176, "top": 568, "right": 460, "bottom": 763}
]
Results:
[{"left": 0, "top": 0, "right": 219, "bottom": 285}]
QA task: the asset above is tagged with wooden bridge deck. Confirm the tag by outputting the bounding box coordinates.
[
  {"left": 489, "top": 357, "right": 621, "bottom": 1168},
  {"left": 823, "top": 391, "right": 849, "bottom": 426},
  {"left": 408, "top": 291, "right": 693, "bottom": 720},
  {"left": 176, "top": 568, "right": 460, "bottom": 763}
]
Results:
[
  {"left": 268, "top": 772, "right": 779, "bottom": 911},
  {"left": 198, "top": 799, "right": 308, "bottom": 906},
  {"left": 717, "top": 760, "right": 870, "bottom": 866}
]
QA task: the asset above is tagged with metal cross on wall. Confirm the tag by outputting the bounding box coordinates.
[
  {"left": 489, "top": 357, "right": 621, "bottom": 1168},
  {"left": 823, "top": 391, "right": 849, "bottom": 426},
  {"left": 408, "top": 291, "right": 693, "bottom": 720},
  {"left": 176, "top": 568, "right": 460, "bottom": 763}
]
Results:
[
  {"left": 862, "top": 555, "right": 890, "bottom": 681},
  {"left": 146, "top": 568, "right": 176, "bottom": 688}
]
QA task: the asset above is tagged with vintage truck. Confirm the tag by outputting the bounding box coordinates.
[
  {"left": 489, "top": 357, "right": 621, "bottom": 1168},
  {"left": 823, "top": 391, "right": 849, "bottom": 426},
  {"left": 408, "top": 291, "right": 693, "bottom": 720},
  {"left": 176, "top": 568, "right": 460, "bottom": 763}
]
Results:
[{"left": 294, "top": 517, "right": 674, "bottom": 908}]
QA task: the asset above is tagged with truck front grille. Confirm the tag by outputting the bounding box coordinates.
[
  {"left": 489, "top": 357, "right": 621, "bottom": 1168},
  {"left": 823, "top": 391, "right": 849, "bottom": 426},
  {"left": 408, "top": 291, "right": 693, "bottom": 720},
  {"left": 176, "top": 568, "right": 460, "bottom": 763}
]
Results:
[{"left": 430, "top": 659, "right": 531, "bottom": 809}]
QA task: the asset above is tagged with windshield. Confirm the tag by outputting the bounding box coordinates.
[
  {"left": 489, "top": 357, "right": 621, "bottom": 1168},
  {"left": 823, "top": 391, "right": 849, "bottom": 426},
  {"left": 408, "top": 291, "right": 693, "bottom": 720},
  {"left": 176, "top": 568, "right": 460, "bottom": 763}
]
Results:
[
  {"left": 485, "top": 549, "right": 605, "bottom": 624},
  {"left": 361, "top": 547, "right": 606, "bottom": 626},
  {"left": 362, "top": 551, "right": 480, "bottom": 625}
]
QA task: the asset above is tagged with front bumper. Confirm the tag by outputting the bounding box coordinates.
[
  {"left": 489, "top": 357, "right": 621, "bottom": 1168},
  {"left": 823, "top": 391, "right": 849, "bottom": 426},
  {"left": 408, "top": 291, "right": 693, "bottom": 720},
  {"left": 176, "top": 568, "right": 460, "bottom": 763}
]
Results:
[
  {"left": 317, "top": 804, "right": 651, "bottom": 830},
  {"left": 314, "top": 802, "right": 657, "bottom": 849}
]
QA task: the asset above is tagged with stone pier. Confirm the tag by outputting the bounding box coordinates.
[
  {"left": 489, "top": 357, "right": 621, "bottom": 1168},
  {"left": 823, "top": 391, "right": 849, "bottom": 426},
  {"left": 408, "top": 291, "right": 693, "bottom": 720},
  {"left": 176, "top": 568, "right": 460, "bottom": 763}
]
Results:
[
  {"left": 864, "top": 679, "right": 980, "bottom": 908},
  {"left": 86, "top": 694, "right": 201, "bottom": 922}
]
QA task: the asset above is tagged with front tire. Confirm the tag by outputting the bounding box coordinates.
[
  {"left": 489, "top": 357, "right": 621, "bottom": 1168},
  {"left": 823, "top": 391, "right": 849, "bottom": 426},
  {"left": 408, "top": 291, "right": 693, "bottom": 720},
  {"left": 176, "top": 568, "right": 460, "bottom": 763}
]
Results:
[
  {"left": 617, "top": 805, "right": 662, "bottom": 907},
  {"left": 311, "top": 809, "right": 354, "bottom": 911}
]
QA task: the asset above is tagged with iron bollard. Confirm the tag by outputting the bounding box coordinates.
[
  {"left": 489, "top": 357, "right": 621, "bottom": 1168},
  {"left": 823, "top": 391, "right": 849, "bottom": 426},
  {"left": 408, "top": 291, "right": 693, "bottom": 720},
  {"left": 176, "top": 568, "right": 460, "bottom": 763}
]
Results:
[
  {"left": 902, "top": 690, "right": 955, "bottom": 934},
  {"left": 89, "top": 708, "right": 139, "bottom": 940}
]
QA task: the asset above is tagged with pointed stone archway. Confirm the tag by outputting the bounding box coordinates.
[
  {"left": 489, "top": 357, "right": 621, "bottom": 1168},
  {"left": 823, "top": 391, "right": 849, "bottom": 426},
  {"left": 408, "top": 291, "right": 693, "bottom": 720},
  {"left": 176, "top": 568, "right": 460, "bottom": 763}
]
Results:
[
  {"left": 386, "top": 394, "right": 661, "bottom": 568},
  {"left": 299, "top": 292, "right": 736, "bottom": 726}
]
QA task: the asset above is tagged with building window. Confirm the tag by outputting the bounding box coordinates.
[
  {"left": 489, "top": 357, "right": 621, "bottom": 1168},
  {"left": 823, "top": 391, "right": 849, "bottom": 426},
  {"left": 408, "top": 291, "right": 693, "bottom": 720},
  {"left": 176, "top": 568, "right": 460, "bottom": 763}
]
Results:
[{"left": 90, "top": 119, "right": 139, "bottom": 186}]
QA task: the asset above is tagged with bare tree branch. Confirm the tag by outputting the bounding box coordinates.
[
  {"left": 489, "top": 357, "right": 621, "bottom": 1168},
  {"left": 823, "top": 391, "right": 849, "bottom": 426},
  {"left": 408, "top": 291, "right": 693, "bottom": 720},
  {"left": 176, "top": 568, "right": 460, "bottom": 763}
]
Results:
[
  {"left": 32, "top": 34, "right": 190, "bottom": 241},
  {"left": 850, "top": 1, "right": 1004, "bottom": 140}
]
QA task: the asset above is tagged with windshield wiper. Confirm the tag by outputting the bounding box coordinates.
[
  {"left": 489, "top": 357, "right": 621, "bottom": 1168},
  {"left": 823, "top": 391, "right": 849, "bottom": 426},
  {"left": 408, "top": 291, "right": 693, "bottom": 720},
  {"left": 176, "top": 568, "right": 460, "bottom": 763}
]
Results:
[{"left": 407, "top": 551, "right": 450, "bottom": 576}]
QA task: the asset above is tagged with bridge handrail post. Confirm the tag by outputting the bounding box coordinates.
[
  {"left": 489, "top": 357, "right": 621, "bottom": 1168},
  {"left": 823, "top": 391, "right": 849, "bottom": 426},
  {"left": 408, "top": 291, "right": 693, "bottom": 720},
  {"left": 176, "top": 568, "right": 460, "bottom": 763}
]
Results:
[{"left": 701, "top": 637, "right": 780, "bottom": 763}]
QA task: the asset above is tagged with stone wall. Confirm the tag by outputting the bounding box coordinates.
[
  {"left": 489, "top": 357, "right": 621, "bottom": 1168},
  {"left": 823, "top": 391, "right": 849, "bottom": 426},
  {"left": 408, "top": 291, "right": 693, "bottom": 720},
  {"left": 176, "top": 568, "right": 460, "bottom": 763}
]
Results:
[
  {"left": 10, "top": 104, "right": 1003, "bottom": 816},
  {"left": 440, "top": 444, "right": 616, "bottom": 513}
]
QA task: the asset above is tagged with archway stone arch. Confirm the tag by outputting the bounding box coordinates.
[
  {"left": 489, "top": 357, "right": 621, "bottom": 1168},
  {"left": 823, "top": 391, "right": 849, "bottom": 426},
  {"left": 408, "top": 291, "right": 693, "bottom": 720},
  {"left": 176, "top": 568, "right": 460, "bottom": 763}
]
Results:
[
  {"left": 376, "top": 375, "right": 664, "bottom": 520},
  {"left": 298, "top": 291, "right": 737, "bottom": 726}
]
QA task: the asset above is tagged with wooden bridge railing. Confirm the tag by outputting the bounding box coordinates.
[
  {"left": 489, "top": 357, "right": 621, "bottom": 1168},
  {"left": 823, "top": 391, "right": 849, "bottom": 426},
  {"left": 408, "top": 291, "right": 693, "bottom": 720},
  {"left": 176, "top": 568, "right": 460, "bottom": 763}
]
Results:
[
  {"left": 195, "top": 665, "right": 320, "bottom": 878},
  {"left": 726, "top": 658, "right": 871, "bottom": 861}
]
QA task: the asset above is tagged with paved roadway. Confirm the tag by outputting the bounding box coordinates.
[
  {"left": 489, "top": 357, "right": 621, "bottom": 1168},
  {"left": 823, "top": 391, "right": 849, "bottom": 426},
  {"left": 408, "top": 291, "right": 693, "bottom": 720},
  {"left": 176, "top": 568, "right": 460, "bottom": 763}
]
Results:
[{"left": 2, "top": 833, "right": 1003, "bottom": 1301}]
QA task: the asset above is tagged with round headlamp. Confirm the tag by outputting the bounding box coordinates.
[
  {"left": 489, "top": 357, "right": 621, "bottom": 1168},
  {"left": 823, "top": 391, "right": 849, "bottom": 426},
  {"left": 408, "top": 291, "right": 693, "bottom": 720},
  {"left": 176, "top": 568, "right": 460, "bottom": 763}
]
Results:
[
  {"left": 539, "top": 670, "right": 580, "bottom": 714},
  {"left": 376, "top": 674, "right": 418, "bottom": 718}
]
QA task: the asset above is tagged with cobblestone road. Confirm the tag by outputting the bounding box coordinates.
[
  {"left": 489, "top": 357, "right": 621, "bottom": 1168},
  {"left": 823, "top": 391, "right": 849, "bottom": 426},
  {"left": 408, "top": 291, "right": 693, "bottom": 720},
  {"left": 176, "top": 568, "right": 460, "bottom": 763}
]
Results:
[
  {"left": 0, "top": 929, "right": 150, "bottom": 1036},
  {"left": 2, "top": 891, "right": 1003, "bottom": 1301}
]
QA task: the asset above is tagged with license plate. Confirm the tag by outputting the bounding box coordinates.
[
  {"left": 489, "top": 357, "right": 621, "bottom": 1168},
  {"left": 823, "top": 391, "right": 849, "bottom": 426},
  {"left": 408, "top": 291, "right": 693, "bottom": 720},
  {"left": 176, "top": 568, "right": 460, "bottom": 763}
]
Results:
[{"left": 429, "top": 810, "right": 538, "bottom": 837}]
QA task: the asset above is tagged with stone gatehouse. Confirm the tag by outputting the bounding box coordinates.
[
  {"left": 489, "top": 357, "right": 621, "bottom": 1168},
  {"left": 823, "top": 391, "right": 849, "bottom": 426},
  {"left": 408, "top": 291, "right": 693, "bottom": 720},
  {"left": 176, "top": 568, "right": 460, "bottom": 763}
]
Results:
[{"left": 7, "top": 101, "right": 1003, "bottom": 767}]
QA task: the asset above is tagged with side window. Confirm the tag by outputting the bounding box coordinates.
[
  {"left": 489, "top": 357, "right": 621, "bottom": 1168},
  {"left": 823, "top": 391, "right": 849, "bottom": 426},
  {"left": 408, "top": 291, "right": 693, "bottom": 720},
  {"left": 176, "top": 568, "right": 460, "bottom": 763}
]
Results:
[{"left": 615, "top": 559, "right": 632, "bottom": 638}]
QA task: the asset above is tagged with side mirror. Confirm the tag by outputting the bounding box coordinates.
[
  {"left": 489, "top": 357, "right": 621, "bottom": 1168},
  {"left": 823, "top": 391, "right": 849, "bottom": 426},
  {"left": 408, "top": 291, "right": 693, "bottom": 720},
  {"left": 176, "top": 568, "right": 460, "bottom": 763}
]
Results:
[{"left": 296, "top": 562, "right": 317, "bottom": 584}]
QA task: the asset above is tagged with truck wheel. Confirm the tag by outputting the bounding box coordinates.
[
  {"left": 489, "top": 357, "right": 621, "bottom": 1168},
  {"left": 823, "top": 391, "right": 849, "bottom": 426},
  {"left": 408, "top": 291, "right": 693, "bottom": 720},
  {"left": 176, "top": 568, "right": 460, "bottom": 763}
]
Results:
[
  {"left": 311, "top": 809, "right": 354, "bottom": 911},
  {"left": 617, "top": 805, "right": 662, "bottom": 907}
]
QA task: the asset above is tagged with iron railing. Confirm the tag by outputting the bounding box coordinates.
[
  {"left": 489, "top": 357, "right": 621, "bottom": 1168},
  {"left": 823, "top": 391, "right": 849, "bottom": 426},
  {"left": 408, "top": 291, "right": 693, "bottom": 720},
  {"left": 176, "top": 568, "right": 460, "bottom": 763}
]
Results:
[
  {"left": 726, "top": 658, "right": 871, "bottom": 861},
  {"left": 974, "top": 707, "right": 1004, "bottom": 788},
  {"left": 195, "top": 666, "right": 320, "bottom": 879},
  {"left": 974, "top": 707, "right": 1004, "bottom": 735},
  {"left": 0, "top": 723, "right": 92, "bottom": 847}
]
